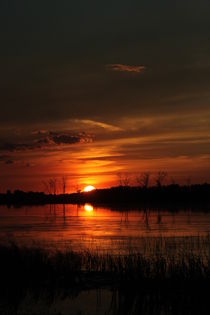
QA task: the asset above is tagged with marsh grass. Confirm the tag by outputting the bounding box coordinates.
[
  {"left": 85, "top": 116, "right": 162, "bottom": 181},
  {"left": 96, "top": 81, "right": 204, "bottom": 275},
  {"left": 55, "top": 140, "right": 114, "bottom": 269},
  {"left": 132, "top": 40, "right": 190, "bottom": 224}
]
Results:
[
  {"left": 1, "top": 236, "right": 210, "bottom": 314},
  {"left": 1, "top": 235, "right": 210, "bottom": 291}
]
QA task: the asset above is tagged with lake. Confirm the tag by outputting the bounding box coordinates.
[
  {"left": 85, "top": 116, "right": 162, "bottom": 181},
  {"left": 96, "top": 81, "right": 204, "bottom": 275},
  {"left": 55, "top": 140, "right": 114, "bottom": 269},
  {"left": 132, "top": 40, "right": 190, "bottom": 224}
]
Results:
[
  {"left": 1, "top": 203, "right": 210, "bottom": 255},
  {"left": 1, "top": 203, "right": 210, "bottom": 315}
]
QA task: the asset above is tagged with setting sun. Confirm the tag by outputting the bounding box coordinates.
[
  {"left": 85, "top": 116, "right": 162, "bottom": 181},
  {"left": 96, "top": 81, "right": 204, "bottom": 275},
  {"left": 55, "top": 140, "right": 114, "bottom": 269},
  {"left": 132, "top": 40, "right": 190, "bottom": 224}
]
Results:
[{"left": 83, "top": 185, "right": 96, "bottom": 192}]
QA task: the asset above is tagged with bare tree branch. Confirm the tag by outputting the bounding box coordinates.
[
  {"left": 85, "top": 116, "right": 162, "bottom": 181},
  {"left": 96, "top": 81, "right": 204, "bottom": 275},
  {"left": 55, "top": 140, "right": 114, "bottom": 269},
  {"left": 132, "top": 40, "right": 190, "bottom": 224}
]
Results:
[
  {"left": 155, "top": 171, "right": 168, "bottom": 187},
  {"left": 117, "top": 173, "right": 130, "bottom": 186},
  {"left": 136, "top": 172, "right": 150, "bottom": 188},
  {"left": 62, "top": 176, "right": 68, "bottom": 194}
]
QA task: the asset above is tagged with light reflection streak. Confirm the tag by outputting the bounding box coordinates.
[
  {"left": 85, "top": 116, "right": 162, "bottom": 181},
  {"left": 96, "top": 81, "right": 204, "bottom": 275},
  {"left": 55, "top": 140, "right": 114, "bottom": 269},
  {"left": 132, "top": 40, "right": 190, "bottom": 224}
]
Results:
[{"left": 84, "top": 204, "right": 94, "bottom": 213}]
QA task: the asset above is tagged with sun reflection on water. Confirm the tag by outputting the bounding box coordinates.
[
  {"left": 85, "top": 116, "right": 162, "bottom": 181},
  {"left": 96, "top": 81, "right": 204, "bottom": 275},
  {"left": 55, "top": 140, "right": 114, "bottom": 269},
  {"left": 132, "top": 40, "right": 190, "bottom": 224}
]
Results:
[{"left": 84, "top": 204, "right": 94, "bottom": 213}]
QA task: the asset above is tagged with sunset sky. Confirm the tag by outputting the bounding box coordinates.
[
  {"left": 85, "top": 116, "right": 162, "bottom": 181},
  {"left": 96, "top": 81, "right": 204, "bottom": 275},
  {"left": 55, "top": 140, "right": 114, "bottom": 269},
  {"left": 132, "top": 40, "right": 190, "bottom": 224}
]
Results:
[{"left": 0, "top": 0, "right": 210, "bottom": 192}]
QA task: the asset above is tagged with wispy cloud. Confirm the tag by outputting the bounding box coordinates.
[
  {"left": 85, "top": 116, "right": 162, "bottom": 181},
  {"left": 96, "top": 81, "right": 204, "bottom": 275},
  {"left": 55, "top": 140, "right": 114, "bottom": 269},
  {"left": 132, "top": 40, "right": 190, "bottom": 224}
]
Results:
[
  {"left": 73, "top": 119, "right": 123, "bottom": 132},
  {"left": 107, "top": 64, "right": 146, "bottom": 74}
]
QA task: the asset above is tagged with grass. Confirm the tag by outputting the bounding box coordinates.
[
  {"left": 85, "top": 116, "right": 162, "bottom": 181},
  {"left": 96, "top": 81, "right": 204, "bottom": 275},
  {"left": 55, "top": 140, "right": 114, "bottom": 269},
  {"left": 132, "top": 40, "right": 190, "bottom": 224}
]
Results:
[
  {"left": 1, "top": 240, "right": 210, "bottom": 314},
  {"left": 1, "top": 240, "right": 210, "bottom": 290}
]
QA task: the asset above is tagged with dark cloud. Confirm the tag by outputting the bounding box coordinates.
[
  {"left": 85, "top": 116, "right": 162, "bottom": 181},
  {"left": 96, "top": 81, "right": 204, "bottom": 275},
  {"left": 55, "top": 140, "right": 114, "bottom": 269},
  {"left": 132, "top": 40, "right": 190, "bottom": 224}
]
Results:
[
  {"left": 5, "top": 160, "right": 14, "bottom": 164},
  {"left": 5, "top": 160, "right": 14, "bottom": 165},
  {"left": 0, "top": 155, "right": 14, "bottom": 165},
  {"left": 24, "top": 162, "right": 35, "bottom": 168},
  {"left": 0, "top": 155, "right": 9, "bottom": 161},
  {"left": 0, "top": 131, "right": 93, "bottom": 152},
  {"left": 0, "top": 0, "right": 210, "bottom": 126},
  {"left": 49, "top": 132, "right": 92, "bottom": 145}
]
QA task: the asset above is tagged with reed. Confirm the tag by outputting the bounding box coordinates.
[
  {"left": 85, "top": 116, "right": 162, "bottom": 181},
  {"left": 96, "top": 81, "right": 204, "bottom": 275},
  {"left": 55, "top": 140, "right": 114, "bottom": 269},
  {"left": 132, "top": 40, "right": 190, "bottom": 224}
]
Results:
[
  {"left": 1, "top": 240, "right": 210, "bottom": 292},
  {"left": 1, "top": 240, "right": 210, "bottom": 315}
]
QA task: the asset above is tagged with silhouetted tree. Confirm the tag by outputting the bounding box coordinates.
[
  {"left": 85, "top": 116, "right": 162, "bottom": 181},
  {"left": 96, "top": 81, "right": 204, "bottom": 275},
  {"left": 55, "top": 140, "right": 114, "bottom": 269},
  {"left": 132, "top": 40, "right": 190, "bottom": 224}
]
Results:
[
  {"left": 117, "top": 173, "right": 123, "bottom": 186},
  {"left": 170, "top": 177, "right": 176, "bottom": 185},
  {"left": 186, "top": 176, "right": 191, "bottom": 186},
  {"left": 155, "top": 171, "right": 168, "bottom": 187},
  {"left": 117, "top": 173, "right": 131, "bottom": 186},
  {"left": 136, "top": 172, "right": 150, "bottom": 188},
  {"left": 42, "top": 180, "right": 51, "bottom": 194},
  {"left": 74, "top": 184, "right": 81, "bottom": 193},
  {"left": 49, "top": 178, "right": 57, "bottom": 195},
  {"left": 43, "top": 178, "right": 58, "bottom": 195},
  {"left": 62, "top": 176, "right": 68, "bottom": 194}
]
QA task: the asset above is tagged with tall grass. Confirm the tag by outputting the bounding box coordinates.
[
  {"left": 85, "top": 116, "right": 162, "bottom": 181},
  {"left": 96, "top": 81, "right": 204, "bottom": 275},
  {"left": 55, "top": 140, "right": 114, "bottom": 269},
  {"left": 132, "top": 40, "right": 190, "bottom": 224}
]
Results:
[
  {"left": 1, "top": 240, "right": 210, "bottom": 314},
  {"left": 1, "top": 240, "right": 210, "bottom": 291},
  {"left": 1, "top": 236, "right": 210, "bottom": 315}
]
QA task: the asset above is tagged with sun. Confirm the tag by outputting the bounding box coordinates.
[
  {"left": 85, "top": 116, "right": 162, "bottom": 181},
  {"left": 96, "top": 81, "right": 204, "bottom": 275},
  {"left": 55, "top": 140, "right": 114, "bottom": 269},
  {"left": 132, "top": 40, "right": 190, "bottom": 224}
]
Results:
[{"left": 83, "top": 185, "right": 96, "bottom": 192}]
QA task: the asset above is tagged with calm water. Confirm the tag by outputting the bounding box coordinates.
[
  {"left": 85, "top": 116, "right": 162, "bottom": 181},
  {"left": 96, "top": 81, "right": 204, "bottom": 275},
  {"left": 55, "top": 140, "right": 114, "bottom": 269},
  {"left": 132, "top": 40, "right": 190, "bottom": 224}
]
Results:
[
  {"left": 1, "top": 204, "right": 210, "bottom": 254},
  {"left": 1, "top": 204, "right": 210, "bottom": 314},
  {"left": 7, "top": 288, "right": 209, "bottom": 315}
]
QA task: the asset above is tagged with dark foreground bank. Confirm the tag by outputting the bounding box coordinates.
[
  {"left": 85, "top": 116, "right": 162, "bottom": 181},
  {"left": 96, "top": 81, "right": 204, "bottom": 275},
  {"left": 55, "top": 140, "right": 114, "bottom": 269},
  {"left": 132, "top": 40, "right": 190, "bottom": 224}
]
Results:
[{"left": 1, "top": 244, "right": 210, "bottom": 314}]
